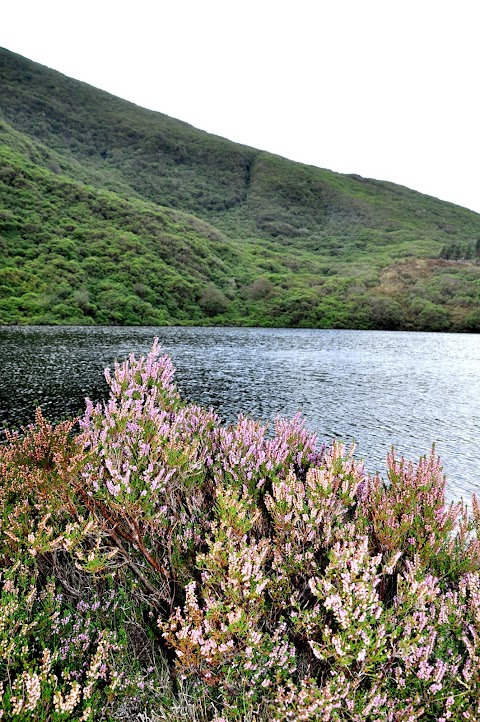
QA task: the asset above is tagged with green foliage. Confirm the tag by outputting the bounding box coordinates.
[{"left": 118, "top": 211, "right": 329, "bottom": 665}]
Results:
[
  {"left": 439, "top": 238, "right": 480, "bottom": 260},
  {"left": 198, "top": 284, "right": 230, "bottom": 316},
  {"left": 0, "top": 46, "right": 480, "bottom": 330}
]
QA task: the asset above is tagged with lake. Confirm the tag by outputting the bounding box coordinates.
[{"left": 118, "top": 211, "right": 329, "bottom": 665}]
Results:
[{"left": 0, "top": 325, "right": 479, "bottom": 503}]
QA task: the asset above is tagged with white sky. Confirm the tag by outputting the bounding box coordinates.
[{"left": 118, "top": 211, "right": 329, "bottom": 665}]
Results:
[{"left": 1, "top": 0, "right": 479, "bottom": 213}]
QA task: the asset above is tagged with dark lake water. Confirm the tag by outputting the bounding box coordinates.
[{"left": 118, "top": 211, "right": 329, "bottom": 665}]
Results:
[{"left": 1, "top": 325, "right": 479, "bottom": 503}]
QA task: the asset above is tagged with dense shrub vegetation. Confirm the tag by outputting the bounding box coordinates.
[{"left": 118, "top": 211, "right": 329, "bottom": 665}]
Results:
[
  {"left": 1, "top": 47, "right": 480, "bottom": 330},
  {"left": 1, "top": 343, "right": 480, "bottom": 720}
]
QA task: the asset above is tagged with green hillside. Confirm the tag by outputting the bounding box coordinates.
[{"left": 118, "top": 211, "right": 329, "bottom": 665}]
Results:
[{"left": 1, "top": 46, "right": 480, "bottom": 330}]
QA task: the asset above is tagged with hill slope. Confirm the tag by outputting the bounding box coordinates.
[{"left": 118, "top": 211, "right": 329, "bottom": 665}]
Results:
[{"left": 1, "top": 47, "right": 480, "bottom": 330}]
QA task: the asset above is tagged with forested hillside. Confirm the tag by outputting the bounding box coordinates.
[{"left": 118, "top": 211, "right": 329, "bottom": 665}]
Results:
[{"left": 1, "top": 47, "right": 479, "bottom": 330}]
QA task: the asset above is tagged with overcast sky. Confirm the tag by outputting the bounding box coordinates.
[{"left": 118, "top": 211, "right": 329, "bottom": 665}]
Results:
[{"left": 2, "top": 0, "right": 479, "bottom": 213}]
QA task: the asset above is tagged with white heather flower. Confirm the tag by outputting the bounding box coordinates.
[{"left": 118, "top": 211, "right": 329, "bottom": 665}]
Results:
[
  {"left": 54, "top": 682, "right": 81, "bottom": 713},
  {"left": 23, "top": 672, "right": 41, "bottom": 712}
]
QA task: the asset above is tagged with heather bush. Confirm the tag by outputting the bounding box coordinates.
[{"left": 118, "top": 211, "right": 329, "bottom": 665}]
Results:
[
  {"left": 0, "top": 561, "right": 119, "bottom": 719},
  {"left": 1, "top": 340, "right": 480, "bottom": 720}
]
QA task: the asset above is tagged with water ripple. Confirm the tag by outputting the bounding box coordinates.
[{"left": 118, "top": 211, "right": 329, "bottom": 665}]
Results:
[{"left": 1, "top": 325, "right": 479, "bottom": 503}]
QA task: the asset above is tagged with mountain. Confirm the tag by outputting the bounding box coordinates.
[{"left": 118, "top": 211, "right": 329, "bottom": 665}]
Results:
[{"left": 1, "top": 46, "right": 479, "bottom": 330}]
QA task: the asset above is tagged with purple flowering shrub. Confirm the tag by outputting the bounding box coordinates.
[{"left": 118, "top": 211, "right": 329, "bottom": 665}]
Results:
[
  {"left": 0, "top": 562, "right": 121, "bottom": 719},
  {"left": 0, "top": 409, "right": 170, "bottom": 719},
  {"left": 1, "top": 340, "right": 480, "bottom": 720},
  {"left": 359, "top": 450, "right": 469, "bottom": 577}
]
